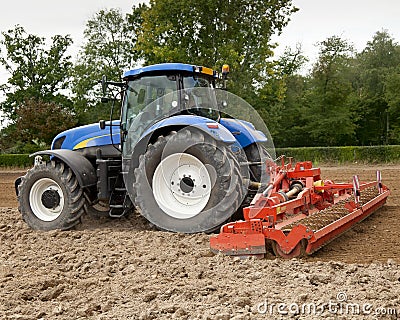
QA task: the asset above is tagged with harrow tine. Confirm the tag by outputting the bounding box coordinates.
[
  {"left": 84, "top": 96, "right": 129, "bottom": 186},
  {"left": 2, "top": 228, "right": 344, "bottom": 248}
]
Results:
[
  {"left": 352, "top": 175, "right": 360, "bottom": 204},
  {"left": 377, "top": 170, "right": 383, "bottom": 193}
]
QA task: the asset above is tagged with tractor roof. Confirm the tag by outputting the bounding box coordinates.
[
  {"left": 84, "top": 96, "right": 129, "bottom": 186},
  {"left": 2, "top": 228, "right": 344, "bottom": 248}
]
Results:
[{"left": 123, "top": 63, "right": 219, "bottom": 79}]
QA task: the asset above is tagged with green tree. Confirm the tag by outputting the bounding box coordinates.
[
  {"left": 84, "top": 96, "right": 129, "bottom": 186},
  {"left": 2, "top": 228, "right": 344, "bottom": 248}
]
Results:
[
  {"left": 277, "top": 44, "right": 308, "bottom": 76},
  {"left": 0, "top": 25, "right": 73, "bottom": 120},
  {"left": 251, "top": 44, "right": 308, "bottom": 147},
  {"left": 301, "top": 36, "right": 356, "bottom": 146},
  {"left": 71, "top": 8, "right": 138, "bottom": 123},
  {"left": 353, "top": 30, "right": 400, "bottom": 145},
  {"left": 0, "top": 99, "right": 76, "bottom": 153},
  {"left": 385, "top": 68, "right": 400, "bottom": 142},
  {"left": 132, "top": 0, "right": 298, "bottom": 97},
  {"left": 270, "top": 44, "right": 308, "bottom": 147}
]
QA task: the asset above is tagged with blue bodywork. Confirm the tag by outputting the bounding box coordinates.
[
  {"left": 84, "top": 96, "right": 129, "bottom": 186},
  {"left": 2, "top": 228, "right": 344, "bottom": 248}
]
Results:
[
  {"left": 219, "top": 118, "right": 267, "bottom": 148},
  {"left": 51, "top": 121, "right": 121, "bottom": 151},
  {"left": 123, "top": 63, "right": 219, "bottom": 79},
  {"left": 51, "top": 116, "right": 267, "bottom": 152},
  {"left": 142, "top": 115, "right": 237, "bottom": 144},
  {"left": 51, "top": 62, "right": 267, "bottom": 152}
]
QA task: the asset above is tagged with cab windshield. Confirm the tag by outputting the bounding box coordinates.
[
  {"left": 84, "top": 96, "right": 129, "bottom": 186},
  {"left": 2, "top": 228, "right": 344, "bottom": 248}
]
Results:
[
  {"left": 182, "top": 75, "right": 219, "bottom": 120},
  {"left": 122, "top": 73, "right": 218, "bottom": 133},
  {"left": 122, "top": 75, "right": 177, "bottom": 130}
]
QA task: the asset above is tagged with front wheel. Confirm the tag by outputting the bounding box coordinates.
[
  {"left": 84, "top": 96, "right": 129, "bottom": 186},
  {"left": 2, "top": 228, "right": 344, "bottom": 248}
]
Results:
[
  {"left": 133, "top": 129, "right": 246, "bottom": 233},
  {"left": 18, "top": 161, "right": 85, "bottom": 230}
]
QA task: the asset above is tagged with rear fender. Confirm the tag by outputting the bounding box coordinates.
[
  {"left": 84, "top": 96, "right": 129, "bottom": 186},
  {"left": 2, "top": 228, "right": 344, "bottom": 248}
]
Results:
[
  {"left": 126, "top": 115, "right": 238, "bottom": 170},
  {"left": 219, "top": 118, "right": 268, "bottom": 148},
  {"left": 15, "top": 177, "right": 22, "bottom": 196},
  {"left": 30, "top": 149, "right": 97, "bottom": 188},
  {"left": 142, "top": 115, "right": 237, "bottom": 144}
]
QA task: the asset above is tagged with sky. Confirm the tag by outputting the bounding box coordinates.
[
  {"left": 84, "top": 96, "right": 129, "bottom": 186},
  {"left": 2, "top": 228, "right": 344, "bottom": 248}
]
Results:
[
  {"left": 0, "top": 0, "right": 143, "bottom": 84},
  {"left": 273, "top": 0, "right": 400, "bottom": 73},
  {"left": 0, "top": 0, "right": 399, "bottom": 122}
]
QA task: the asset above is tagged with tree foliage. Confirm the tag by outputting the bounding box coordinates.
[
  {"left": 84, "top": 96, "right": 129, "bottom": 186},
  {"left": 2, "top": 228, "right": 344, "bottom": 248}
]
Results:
[
  {"left": 133, "top": 0, "right": 298, "bottom": 97},
  {"left": 0, "top": 99, "right": 76, "bottom": 153},
  {"left": 276, "top": 31, "right": 400, "bottom": 147},
  {"left": 385, "top": 69, "right": 400, "bottom": 140},
  {"left": 262, "top": 44, "right": 308, "bottom": 146},
  {"left": 2, "top": 6, "right": 400, "bottom": 152},
  {"left": 71, "top": 8, "right": 136, "bottom": 123},
  {"left": 301, "top": 36, "right": 356, "bottom": 146},
  {"left": 353, "top": 31, "right": 400, "bottom": 145},
  {"left": 0, "top": 26, "right": 73, "bottom": 119}
]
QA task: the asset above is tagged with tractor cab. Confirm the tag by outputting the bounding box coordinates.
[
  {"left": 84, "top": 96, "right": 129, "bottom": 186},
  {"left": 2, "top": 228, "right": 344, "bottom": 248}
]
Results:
[
  {"left": 119, "top": 63, "right": 224, "bottom": 158},
  {"left": 120, "top": 63, "right": 220, "bottom": 140}
]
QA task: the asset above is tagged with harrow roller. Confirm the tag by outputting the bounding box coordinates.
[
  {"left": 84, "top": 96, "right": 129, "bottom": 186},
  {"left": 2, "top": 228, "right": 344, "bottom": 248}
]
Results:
[{"left": 210, "top": 159, "right": 390, "bottom": 258}]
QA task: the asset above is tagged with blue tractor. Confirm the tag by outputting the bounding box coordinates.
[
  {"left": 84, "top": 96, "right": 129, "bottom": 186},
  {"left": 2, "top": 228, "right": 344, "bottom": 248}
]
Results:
[{"left": 16, "top": 63, "right": 272, "bottom": 233}]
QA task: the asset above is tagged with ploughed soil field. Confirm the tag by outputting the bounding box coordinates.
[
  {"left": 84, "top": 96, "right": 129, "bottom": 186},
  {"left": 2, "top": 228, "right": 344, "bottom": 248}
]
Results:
[{"left": 0, "top": 165, "right": 399, "bottom": 319}]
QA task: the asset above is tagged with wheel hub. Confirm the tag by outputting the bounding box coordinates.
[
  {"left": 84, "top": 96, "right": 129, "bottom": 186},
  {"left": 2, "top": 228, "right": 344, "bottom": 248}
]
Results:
[
  {"left": 152, "top": 153, "right": 212, "bottom": 219},
  {"left": 29, "top": 178, "right": 65, "bottom": 222},
  {"left": 169, "top": 166, "right": 209, "bottom": 200},
  {"left": 41, "top": 189, "right": 61, "bottom": 209},
  {"left": 180, "top": 176, "right": 195, "bottom": 193}
]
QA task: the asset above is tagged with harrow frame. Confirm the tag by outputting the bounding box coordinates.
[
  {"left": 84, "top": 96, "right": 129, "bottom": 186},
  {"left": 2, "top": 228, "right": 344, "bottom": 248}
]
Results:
[{"left": 210, "top": 158, "right": 390, "bottom": 258}]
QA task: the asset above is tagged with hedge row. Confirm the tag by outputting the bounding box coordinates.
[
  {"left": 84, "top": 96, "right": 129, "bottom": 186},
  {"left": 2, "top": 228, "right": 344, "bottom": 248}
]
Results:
[
  {"left": 0, "top": 154, "right": 33, "bottom": 168},
  {"left": 276, "top": 145, "right": 400, "bottom": 164},
  {"left": 1, "top": 145, "right": 400, "bottom": 167}
]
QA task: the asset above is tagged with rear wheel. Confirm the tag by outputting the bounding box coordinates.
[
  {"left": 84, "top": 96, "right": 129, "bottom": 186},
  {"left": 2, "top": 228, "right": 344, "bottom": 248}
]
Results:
[
  {"left": 133, "top": 128, "right": 246, "bottom": 233},
  {"left": 244, "top": 143, "right": 273, "bottom": 185},
  {"left": 230, "top": 143, "right": 273, "bottom": 218},
  {"left": 18, "top": 161, "right": 85, "bottom": 230}
]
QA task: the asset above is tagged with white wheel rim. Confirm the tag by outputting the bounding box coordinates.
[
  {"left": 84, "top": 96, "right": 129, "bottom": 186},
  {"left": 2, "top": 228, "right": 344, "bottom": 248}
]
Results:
[
  {"left": 29, "top": 178, "right": 65, "bottom": 222},
  {"left": 152, "top": 153, "right": 212, "bottom": 219}
]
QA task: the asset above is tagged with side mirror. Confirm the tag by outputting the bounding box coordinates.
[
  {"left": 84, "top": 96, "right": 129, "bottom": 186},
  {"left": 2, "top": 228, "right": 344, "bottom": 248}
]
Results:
[
  {"left": 99, "top": 120, "right": 119, "bottom": 130},
  {"left": 101, "top": 75, "right": 108, "bottom": 96},
  {"left": 99, "top": 75, "right": 124, "bottom": 103},
  {"left": 100, "top": 75, "right": 110, "bottom": 103}
]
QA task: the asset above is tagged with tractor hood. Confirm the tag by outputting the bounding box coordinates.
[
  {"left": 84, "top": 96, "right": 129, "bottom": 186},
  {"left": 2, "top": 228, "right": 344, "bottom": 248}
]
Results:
[{"left": 51, "top": 121, "right": 121, "bottom": 151}]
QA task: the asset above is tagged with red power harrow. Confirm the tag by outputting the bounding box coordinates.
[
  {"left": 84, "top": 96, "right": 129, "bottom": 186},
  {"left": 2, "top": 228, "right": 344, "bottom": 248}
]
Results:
[{"left": 210, "top": 158, "right": 390, "bottom": 258}]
